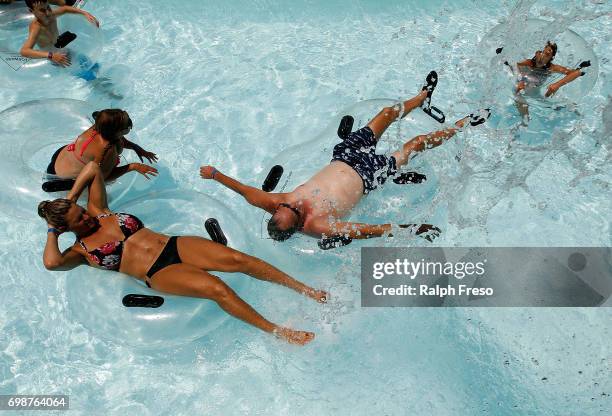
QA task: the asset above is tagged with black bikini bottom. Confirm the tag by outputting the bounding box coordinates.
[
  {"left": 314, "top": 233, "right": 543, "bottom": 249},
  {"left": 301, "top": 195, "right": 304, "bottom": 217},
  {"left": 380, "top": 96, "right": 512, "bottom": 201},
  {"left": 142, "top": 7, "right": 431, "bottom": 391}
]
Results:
[
  {"left": 47, "top": 146, "right": 64, "bottom": 175},
  {"left": 145, "top": 236, "right": 182, "bottom": 287}
]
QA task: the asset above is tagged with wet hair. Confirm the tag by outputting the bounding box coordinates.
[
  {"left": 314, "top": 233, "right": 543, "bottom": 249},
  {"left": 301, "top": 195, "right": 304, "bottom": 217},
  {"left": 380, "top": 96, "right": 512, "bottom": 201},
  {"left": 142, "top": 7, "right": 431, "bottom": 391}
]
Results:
[
  {"left": 92, "top": 109, "right": 132, "bottom": 164},
  {"left": 25, "top": 0, "right": 48, "bottom": 10},
  {"left": 38, "top": 199, "right": 72, "bottom": 229},
  {"left": 531, "top": 41, "right": 558, "bottom": 68},
  {"left": 546, "top": 41, "right": 558, "bottom": 57},
  {"left": 267, "top": 217, "right": 299, "bottom": 241},
  {"left": 92, "top": 109, "right": 132, "bottom": 143}
]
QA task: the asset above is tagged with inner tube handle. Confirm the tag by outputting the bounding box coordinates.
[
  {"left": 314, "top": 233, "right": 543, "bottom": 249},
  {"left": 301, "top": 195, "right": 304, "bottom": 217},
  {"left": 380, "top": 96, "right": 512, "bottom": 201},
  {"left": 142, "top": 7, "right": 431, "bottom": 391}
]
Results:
[
  {"left": 205, "top": 218, "right": 228, "bottom": 246},
  {"left": 262, "top": 165, "right": 284, "bottom": 192},
  {"left": 122, "top": 294, "right": 164, "bottom": 308},
  {"left": 337, "top": 115, "right": 354, "bottom": 139}
]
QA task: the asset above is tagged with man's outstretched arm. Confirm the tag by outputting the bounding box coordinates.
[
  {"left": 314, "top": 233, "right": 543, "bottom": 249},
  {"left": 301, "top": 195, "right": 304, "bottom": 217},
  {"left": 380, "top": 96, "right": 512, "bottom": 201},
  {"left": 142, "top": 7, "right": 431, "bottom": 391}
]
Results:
[
  {"left": 200, "top": 165, "right": 281, "bottom": 213},
  {"left": 309, "top": 219, "right": 441, "bottom": 242}
]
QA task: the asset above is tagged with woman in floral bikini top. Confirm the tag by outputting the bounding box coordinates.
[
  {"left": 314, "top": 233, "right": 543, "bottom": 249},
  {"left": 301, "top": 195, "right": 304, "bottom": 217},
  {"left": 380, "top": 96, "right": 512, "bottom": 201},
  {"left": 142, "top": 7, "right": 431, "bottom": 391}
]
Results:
[
  {"left": 77, "top": 212, "right": 144, "bottom": 270},
  {"left": 38, "top": 162, "right": 327, "bottom": 346}
]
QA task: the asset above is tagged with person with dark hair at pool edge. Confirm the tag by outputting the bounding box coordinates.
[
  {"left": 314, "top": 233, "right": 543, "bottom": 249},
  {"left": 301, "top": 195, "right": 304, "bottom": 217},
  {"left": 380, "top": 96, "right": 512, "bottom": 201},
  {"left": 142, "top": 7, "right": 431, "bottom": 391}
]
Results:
[
  {"left": 47, "top": 109, "right": 158, "bottom": 183},
  {"left": 200, "top": 72, "right": 490, "bottom": 248},
  {"left": 39, "top": 162, "right": 327, "bottom": 345},
  {"left": 19, "top": 0, "right": 98, "bottom": 67}
]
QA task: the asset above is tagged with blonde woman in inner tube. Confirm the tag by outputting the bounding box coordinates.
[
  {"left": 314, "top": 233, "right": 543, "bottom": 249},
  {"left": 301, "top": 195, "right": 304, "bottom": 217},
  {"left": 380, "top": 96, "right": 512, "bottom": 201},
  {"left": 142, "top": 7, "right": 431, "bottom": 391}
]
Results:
[{"left": 39, "top": 162, "right": 327, "bottom": 345}]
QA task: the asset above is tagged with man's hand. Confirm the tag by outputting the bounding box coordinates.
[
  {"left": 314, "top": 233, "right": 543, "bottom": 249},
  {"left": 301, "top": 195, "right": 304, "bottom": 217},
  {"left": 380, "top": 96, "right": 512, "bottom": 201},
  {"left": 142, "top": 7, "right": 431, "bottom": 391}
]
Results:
[
  {"left": 51, "top": 52, "right": 70, "bottom": 66},
  {"left": 200, "top": 165, "right": 218, "bottom": 179},
  {"left": 130, "top": 163, "right": 158, "bottom": 179},
  {"left": 545, "top": 84, "right": 559, "bottom": 97}
]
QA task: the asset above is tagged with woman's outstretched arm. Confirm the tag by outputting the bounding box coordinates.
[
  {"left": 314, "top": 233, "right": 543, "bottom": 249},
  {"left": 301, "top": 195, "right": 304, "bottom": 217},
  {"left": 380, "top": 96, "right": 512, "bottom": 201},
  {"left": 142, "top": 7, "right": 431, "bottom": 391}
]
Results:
[{"left": 67, "top": 161, "right": 109, "bottom": 214}]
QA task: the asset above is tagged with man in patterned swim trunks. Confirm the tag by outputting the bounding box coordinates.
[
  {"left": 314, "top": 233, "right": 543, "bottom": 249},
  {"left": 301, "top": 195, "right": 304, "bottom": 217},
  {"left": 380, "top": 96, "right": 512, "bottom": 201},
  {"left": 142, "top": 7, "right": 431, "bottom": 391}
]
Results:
[{"left": 200, "top": 73, "right": 489, "bottom": 248}]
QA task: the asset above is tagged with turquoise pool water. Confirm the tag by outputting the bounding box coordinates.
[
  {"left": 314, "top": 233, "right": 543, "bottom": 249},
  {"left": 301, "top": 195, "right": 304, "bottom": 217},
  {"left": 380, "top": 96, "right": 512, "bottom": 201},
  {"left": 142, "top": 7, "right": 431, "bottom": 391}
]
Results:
[{"left": 0, "top": 0, "right": 610, "bottom": 414}]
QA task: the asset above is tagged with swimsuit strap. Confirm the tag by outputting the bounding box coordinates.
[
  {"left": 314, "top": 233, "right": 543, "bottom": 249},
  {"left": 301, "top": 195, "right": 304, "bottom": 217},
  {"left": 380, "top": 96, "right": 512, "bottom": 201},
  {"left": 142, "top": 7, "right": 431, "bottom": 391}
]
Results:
[
  {"left": 77, "top": 238, "right": 88, "bottom": 252},
  {"left": 67, "top": 130, "right": 99, "bottom": 165},
  {"left": 79, "top": 131, "right": 98, "bottom": 158}
]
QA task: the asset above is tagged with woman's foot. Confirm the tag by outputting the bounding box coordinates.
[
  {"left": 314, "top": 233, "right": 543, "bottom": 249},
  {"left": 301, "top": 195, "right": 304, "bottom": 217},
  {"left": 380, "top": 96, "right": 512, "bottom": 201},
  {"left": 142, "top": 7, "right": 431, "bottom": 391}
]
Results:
[
  {"left": 454, "top": 109, "right": 491, "bottom": 128},
  {"left": 274, "top": 327, "right": 315, "bottom": 345},
  {"left": 301, "top": 287, "right": 328, "bottom": 303}
]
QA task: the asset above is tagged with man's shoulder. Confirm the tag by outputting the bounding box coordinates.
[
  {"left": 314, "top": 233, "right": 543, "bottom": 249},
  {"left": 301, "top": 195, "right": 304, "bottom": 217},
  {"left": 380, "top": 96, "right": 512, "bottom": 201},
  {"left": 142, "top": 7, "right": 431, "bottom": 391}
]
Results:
[{"left": 28, "top": 19, "right": 41, "bottom": 31}]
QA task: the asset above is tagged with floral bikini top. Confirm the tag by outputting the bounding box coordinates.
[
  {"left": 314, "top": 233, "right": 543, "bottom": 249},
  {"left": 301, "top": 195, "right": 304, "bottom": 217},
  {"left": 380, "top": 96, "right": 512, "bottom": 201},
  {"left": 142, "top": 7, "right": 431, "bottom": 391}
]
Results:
[{"left": 77, "top": 213, "right": 144, "bottom": 271}]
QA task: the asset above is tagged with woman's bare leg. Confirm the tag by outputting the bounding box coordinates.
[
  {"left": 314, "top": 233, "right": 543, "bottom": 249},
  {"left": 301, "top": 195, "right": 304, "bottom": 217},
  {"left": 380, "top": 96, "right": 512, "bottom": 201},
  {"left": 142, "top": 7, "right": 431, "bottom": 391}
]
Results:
[
  {"left": 367, "top": 90, "right": 429, "bottom": 139},
  {"left": 176, "top": 236, "right": 327, "bottom": 303},
  {"left": 150, "top": 264, "right": 315, "bottom": 345}
]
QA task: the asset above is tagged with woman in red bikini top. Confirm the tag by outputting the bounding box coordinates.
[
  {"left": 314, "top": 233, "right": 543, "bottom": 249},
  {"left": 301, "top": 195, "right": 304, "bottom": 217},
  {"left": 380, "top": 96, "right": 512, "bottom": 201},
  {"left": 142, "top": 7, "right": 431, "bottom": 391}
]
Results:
[
  {"left": 38, "top": 162, "right": 326, "bottom": 345},
  {"left": 47, "top": 109, "right": 158, "bottom": 181}
]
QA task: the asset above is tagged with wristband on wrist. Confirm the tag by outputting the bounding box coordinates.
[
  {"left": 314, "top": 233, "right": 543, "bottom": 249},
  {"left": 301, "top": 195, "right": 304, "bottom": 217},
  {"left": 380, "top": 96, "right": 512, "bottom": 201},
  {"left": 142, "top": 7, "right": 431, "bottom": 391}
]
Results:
[
  {"left": 211, "top": 168, "right": 218, "bottom": 179},
  {"left": 47, "top": 51, "right": 53, "bottom": 60},
  {"left": 48, "top": 227, "right": 59, "bottom": 234}
]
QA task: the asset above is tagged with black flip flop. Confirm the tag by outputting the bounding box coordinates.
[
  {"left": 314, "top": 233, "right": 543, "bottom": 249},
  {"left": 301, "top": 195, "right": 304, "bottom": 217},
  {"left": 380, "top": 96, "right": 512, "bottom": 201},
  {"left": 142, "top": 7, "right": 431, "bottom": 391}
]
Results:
[
  {"left": 421, "top": 70, "right": 438, "bottom": 109},
  {"left": 467, "top": 109, "right": 491, "bottom": 126},
  {"left": 318, "top": 235, "right": 352, "bottom": 250},
  {"left": 393, "top": 171, "right": 427, "bottom": 185},
  {"left": 420, "top": 71, "right": 446, "bottom": 123}
]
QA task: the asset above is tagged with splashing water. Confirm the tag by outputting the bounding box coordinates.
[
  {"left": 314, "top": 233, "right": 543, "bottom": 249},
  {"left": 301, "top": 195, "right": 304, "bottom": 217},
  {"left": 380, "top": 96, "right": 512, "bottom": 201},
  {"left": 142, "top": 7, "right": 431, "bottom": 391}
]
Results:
[{"left": 0, "top": 0, "right": 610, "bottom": 414}]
